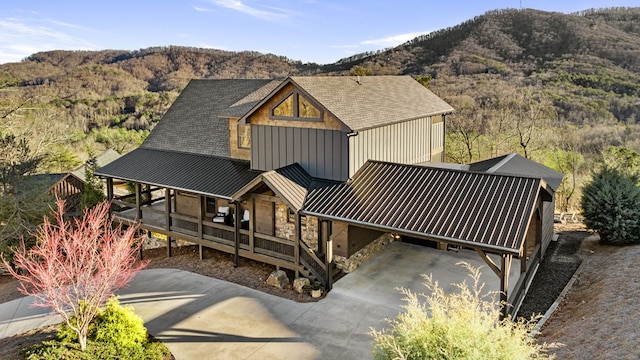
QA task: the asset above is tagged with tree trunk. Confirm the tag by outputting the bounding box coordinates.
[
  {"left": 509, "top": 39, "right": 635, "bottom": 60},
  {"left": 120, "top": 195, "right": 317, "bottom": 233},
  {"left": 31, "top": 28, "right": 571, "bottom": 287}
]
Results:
[{"left": 78, "top": 330, "right": 87, "bottom": 351}]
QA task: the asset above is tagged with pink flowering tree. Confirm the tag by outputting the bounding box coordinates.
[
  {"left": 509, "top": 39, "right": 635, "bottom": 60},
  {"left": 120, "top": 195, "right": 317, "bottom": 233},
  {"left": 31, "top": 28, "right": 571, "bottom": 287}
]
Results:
[{"left": 2, "top": 200, "right": 148, "bottom": 351}]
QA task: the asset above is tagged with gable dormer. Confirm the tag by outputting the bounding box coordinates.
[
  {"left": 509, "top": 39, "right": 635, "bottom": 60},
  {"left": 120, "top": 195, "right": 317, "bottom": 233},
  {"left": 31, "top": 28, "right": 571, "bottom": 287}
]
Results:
[{"left": 239, "top": 80, "right": 350, "bottom": 181}]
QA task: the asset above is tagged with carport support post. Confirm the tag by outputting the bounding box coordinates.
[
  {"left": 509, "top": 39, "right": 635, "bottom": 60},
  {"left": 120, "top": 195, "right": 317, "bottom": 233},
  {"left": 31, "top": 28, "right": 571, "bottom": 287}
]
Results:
[
  {"left": 474, "top": 249, "right": 513, "bottom": 320},
  {"left": 500, "top": 254, "right": 513, "bottom": 319}
]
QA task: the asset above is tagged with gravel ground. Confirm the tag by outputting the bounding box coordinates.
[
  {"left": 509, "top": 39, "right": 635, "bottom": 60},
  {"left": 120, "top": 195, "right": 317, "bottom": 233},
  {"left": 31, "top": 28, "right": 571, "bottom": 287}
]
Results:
[
  {"left": 537, "top": 232, "right": 640, "bottom": 359},
  {"left": 516, "top": 224, "right": 585, "bottom": 320}
]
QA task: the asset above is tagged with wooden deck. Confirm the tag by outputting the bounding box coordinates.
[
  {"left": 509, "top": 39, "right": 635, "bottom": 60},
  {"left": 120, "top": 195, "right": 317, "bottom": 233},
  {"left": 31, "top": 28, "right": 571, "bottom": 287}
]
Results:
[{"left": 111, "top": 197, "right": 329, "bottom": 285}]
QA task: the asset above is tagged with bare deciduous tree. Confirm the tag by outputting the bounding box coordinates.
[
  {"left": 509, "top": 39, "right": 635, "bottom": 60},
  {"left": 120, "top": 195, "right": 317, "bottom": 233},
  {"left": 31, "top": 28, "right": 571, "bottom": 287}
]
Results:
[{"left": 2, "top": 200, "right": 147, "bottom": 351}]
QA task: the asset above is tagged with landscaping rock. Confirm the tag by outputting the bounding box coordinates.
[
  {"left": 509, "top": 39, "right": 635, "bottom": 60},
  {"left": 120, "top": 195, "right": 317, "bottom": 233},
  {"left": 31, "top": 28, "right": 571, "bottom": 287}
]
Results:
[
  {"left": 266, "top": 270, "right": 290, "bottom": 289},
  {"left": 293, "top": 277, "right": 310, "bottom": 294}
]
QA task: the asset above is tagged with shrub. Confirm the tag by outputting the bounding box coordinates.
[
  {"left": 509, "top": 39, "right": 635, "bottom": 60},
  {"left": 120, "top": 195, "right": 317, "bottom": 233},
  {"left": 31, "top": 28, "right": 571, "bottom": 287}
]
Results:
[
  {"left": 581, "top": 166, "right": 640, "bottom": 245},
  {"left": 58, "top": 297, "right": 148, "bottom": 350},
  {"left": 92, "top": 297, "right": 148, "bottom": 349},
  {"left": 25, "top": 297, "right": 171, "bottom": 360},
  {"left": 370, "top": 262, "right": 553, "bottom": 360}
]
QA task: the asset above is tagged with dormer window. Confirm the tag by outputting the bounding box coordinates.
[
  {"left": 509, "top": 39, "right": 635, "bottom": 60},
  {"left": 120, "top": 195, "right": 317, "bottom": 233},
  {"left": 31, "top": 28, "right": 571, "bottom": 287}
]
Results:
[{"left": 270, "top": 91, "right": 322, "bottom": 121}]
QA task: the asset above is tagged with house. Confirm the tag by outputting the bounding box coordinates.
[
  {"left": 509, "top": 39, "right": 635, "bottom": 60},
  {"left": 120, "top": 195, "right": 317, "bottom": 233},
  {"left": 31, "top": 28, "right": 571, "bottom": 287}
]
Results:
[
  {"left": 28, "top": 173, "right": 85, "bottom": 214},
  {"left": 96, "top": 76, "right": 561, "bottom": 317}
]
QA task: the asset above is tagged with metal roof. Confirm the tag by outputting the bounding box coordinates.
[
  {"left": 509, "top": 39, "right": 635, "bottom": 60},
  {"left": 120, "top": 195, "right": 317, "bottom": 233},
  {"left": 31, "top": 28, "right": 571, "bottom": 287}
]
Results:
[
  {"left": 470, "top": 153, "right": 564, "bottom": 192},
  {"left": 95, "top": 148, "right": 262, "bottom": 199},
  {"left": 303, "top": 160, "right": 543, "bottom": 254},
  {"left": 142, "top": 79, "right": 273, "bottom": 157},
  {"left": 232, "top": 163, "right": 312, "bottom": 211}
]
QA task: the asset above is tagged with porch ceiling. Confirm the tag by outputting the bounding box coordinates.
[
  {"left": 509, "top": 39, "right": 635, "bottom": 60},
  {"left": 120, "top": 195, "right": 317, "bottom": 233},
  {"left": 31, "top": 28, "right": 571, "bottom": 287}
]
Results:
[{"left": 95, "top": 148, "right": 262, "bottom": 199}]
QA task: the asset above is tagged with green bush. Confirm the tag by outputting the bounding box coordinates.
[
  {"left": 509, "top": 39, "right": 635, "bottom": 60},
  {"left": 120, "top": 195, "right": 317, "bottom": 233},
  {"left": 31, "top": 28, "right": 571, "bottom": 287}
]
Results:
[
  {"left": 45, "top": 296, "right": 165, "bottom": 359},
  {"left": 25, "top": 297, "right": 170, "bottom": 360},
  {"left": 22, "top": 338, "right": 171, "bottom": 360},
  {"left": 92, "top": 297, "right": 148, "bottom": 349},
  {"left": 370, "top": 262, "right": 553, "bottom": 360},
  {"left": 581, "top": 166, "right": 640, "bottom": 245}
]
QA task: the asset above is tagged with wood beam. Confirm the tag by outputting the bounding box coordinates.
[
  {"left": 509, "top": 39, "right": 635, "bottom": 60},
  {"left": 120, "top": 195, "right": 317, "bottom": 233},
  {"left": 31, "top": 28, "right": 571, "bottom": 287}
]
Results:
[{"left": 475, "top": 248, "right": 501, "bottom": 278}]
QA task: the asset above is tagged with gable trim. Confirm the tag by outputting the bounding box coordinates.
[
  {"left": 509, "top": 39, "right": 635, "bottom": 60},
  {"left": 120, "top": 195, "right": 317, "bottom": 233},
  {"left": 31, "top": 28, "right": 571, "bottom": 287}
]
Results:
[{"left": 239, "top": 77, "right": 353, "bottom": 132}]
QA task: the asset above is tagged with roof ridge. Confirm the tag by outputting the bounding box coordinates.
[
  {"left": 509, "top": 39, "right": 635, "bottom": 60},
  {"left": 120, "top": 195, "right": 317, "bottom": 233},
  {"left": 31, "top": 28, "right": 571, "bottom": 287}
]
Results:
[{"left": 485, "top": 153, "right": 517, "bottom": 173}]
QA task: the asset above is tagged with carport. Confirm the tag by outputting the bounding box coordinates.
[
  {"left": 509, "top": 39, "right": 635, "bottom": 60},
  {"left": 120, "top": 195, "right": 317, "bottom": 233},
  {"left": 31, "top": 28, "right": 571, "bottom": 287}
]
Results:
[{"left": 303, "top": 159, "right": 560, "bottom": 318}]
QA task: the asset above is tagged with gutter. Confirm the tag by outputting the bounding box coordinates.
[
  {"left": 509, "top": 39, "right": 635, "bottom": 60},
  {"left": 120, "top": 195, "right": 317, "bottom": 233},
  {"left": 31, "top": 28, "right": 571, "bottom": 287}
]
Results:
[{"left": 299, "top": 211, "right": 520, "bottom": 256}]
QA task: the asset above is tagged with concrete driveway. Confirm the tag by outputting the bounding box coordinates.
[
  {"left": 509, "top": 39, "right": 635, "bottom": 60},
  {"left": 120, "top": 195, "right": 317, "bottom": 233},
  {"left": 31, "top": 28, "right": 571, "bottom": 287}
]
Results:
[{"left": 0, "top": 241, "right": 519, "bottom": 359}]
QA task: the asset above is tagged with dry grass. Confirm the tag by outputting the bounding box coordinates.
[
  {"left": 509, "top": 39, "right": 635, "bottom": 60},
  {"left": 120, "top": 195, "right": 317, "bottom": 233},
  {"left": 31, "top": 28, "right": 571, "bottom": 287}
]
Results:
[{"left": 538, "top": 235, "right": 640, "bottom": 359}]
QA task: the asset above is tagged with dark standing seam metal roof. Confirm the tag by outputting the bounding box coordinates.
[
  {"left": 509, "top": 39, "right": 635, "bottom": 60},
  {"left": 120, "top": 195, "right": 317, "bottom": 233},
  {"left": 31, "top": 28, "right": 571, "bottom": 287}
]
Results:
[
  {"left": 303, "top": 160, "right": 542, "bottom": 254},
  {"left": 95, "top": 148, "right": 262, "bottom": 199},
  {"left": 232, "top": 163, "right": 313, "bottom": 211},
  {"left": 470, "top": 153, "right": 564, "bottom": 192},
  {"left": 141, "top": 79, "right": 273, "bottom": 157}
]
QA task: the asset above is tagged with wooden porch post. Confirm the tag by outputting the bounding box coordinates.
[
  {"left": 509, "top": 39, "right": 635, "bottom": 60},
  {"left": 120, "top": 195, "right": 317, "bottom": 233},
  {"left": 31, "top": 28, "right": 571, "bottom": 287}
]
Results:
[
  {"left": 249, "top": 197, "right": 255, "bottom": 253},
  {"left": 234, "top": 202, "right": 240, "bottom": 268},
  {"left": 135, "top": 183, "right": 142, "bottom": 222},
  {"left": 145, "top": 184, "right": 152, "bottom": 206},
  {"left": 321, "top": 220, "right": 333, "bottom": 289},
  {"left": 198, "top": 195, "right": 204, "bottom": 260},
  {"left": 106, "top": 178, "right": 114, "bottom": 215},
  {"left": 294, "top": 212, "right": 301, "bottom": 278},
  {"left": 106, "top": 178, "right": 114, "bottom": 200},
  {"left": 165, "top": 188, "right": 172, "bottom": 258}
]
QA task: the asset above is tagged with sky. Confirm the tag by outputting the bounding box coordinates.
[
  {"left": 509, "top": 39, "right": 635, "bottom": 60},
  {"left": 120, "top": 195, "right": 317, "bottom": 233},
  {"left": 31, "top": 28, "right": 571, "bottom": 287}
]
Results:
[{"left": 1, "top": 0, "right": 639, "bottom": 65}]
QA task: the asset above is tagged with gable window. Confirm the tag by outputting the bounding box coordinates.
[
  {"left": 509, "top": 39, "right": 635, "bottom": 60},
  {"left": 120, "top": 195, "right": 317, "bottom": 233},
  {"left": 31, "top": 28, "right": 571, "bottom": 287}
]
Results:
[
  {"left": 238, "top": 124, "right": 251, "bottom": 149},
  {"left": 270, "top": 91, "right": 322, "bottom": 121}
]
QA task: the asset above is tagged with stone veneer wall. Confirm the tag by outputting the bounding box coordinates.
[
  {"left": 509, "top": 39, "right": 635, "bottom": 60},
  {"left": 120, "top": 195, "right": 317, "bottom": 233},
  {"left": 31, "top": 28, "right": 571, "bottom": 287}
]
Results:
[
  {"left": 333, "top": 233, "right": 394, "bottom": 273},
  {"left": 275, "top": 203, "right": 319, "bottom": 251},
  {"left": 275, "top": 203, "right": 393, "bottom": 273}
]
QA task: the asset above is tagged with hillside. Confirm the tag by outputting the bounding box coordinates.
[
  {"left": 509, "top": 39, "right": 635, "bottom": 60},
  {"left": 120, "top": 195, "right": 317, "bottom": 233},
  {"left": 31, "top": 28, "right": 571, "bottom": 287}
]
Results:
[{"left": 1, "top": 7, "right": 640, "bottom": 209}]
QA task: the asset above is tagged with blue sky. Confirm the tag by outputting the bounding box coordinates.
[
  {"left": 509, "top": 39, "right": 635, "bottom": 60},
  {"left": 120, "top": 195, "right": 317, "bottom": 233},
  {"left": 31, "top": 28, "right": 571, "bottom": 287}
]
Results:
[{"left": 1, "top": 0, "right": 638, "bottom": 65}]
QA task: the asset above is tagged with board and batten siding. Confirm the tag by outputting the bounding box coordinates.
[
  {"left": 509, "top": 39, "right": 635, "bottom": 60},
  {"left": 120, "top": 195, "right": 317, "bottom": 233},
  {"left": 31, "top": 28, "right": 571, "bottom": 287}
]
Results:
[
  {"left": 349, "top": 116, "right": 432, "bottom": 176},
  {"left": 251, "top": 125, "right": 349, "bottom": 181}
]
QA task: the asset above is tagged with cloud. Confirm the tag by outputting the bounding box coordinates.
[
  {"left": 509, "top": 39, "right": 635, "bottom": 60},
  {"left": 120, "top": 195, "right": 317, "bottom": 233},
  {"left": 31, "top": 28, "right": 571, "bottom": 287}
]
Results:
[
  {"left": 192, "top": 5, "right": 213, "bottom": 12},
  {"left": 0, "top": 17, "right": 98, "bottom": 63},
  {"left": 208, "top": 0, "right": 295, "bottom": 21},
  {"left": 360, "top": 31, "right": 429, "bottom": 47}
]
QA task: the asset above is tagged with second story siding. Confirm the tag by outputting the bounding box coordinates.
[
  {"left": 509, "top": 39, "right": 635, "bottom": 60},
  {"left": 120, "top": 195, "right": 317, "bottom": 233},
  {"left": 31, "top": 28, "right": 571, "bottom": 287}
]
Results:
[{"left": 251, "top": 125, "right": 349, "bottom": 181}]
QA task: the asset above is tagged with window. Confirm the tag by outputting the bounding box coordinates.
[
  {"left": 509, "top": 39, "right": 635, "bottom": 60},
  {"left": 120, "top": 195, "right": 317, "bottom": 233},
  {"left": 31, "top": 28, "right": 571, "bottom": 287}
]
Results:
[
  {"left": 205, "top": 197, "right": 216, "bottom": 214},
  {"left": 273, "top": 94, "right": 294, "bottom": 117},
  {"left": 238, "top": 124, "right": 251, "bottom": 149},
  {"left": 270, "top": 91, "right": 322, "bottom": 121}
]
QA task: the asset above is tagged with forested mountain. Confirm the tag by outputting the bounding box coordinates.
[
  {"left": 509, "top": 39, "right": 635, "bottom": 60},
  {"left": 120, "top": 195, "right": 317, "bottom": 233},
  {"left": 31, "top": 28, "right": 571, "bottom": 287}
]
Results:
[{"left": 1, "top": 7, "right": 639, "bottom": 211}]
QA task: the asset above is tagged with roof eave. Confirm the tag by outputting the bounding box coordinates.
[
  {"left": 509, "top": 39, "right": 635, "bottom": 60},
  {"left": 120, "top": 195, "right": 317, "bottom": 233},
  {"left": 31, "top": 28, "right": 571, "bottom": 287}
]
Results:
[
  {"left": 350, "top": 108, "right": 454, "bottom": 132},
  {"left": 299, "top": 211, "right": 521, "bottom": 255}
]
